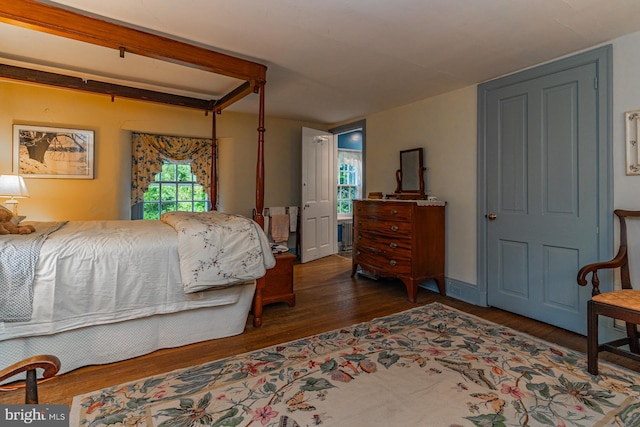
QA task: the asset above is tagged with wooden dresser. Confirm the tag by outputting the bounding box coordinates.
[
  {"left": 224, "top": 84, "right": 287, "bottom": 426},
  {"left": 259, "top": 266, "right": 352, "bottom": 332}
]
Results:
[{"left": 351, "top": 199, "right": 446, "bottom": 302}]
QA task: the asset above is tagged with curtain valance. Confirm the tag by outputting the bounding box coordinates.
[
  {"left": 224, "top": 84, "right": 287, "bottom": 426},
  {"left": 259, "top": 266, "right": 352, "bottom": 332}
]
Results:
[{"left": 131, "top": 133, "right": 212, "bottom": 205}]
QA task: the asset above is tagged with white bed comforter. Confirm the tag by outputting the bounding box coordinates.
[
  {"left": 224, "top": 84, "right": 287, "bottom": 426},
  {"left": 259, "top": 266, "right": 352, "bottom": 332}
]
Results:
[
  {"left": 160, "top": 211, "right": 275, "bottom": 293},
  {"left": 0, "top": 218, "right": 269, "bottom": 341}
]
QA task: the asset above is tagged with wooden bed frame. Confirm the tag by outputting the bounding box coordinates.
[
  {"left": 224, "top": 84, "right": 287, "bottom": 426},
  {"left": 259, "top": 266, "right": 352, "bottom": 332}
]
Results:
[{"left": 0, "top": 0, "right": 270, "bottom": 327}]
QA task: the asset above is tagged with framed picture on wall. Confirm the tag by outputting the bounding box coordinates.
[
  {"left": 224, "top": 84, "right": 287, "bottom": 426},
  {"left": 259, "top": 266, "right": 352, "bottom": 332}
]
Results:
[{"left": 13, "top": 124, "right": 94, "bottom": 179}]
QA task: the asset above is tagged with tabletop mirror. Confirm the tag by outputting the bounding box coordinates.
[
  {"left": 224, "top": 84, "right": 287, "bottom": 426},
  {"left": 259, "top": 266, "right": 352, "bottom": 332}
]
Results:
[{"left": 394, "top": 147, "right": 426, "bottom": 198}]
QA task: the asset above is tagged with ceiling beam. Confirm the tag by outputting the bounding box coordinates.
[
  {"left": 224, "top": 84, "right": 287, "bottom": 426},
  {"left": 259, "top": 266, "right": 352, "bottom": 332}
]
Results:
[
  {"left": 0, "top": 63, "right": 214, "bottom": 110},
  {"left": 213, "top": 81, "right": 257, "bottom": 114},
  {"left": 0, "top": 0, "right": 267, "bottom": 84}
]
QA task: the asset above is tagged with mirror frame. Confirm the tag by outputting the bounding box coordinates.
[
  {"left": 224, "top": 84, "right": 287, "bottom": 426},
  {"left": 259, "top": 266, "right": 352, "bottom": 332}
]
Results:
[{"left": 395, "top": 147, "right": 425, "bottom": 196}]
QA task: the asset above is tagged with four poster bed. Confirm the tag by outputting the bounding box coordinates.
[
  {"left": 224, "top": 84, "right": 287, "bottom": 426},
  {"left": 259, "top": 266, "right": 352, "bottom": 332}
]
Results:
[{"left": 0, "top": 0, "right": 274, "bottom": 375}]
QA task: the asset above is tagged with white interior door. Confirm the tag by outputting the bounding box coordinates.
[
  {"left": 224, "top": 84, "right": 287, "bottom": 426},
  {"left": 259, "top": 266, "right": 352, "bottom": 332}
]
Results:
[{"left": 301, "top": 127, "right": 335, "bottom": 263}]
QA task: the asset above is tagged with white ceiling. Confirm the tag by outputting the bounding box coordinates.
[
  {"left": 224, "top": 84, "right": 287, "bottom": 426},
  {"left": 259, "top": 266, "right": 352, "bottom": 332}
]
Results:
[{"left": 2, "top": 0, "right": 640, "bottom": 124}]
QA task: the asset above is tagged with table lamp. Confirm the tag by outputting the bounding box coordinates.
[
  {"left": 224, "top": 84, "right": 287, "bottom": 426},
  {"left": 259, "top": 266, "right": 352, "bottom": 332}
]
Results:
[{"left": 0, "top": 174, "right": 30, "bottom": 216}]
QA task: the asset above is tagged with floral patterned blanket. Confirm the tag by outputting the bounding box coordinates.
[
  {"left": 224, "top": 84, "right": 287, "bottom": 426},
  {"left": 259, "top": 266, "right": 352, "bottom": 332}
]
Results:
[
  {"left": 161, "top": 211, "right": 275, "bottom": 293},
  {"left": 71, "top": 303, "right": 640, "bottom": 427}
]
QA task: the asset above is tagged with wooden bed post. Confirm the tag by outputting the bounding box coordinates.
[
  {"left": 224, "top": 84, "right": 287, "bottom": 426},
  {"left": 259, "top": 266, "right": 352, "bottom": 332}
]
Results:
[
  {"left": 253, "top": 81, "right": 267, "bottom": 328},
  {"left": 254, "top": 81, "right": 266, "bottom": 228},
  {"left": 210, "top": 112, "right": 218, "bottom": 211}
]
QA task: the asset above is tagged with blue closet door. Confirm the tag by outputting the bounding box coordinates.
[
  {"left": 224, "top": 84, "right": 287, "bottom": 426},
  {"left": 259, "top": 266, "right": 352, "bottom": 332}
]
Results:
[{"left": 479, "top": 47, "right": 611, "bottom": 334}]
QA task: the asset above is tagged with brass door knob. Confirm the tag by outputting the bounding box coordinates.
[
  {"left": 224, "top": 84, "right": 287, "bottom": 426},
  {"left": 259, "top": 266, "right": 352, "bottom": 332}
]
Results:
[{"left": 486, "top": 213, "right": 497, "bottom": 221}]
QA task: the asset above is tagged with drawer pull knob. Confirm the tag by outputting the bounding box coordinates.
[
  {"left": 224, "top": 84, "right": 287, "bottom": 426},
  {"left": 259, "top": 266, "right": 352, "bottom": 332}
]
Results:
[
  {"left": 389, "top": 242, "right": 397, "bottom": 249},
  {"left": 358, "top": 235, "right": 362, "bottom": 240},
  {"left": 391, "top": 225, "right": 399, "bottom": 232},
  {"left": 390, "top": 260, "right": 397, "bottom": 266},
  {"left": 390, "top": 209, "right": 398, "bottom": 215},
  {"left": 356, "top": 251, "right": 361, "bottom": 256}
]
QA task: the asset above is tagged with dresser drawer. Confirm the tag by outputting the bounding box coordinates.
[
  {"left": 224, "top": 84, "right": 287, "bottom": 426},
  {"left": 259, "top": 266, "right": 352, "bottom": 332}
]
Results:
[
  {"left": 355, "top": 217, "right": 412, "bottom": 237},
  {"left": 355, "top": 231, "right": 412, "bottom": 253},
  {"left": 354, "top": 245, "right": 411, "bottom": 275},
  {"left": 354, "top": 201, "right": 412, "bottom": 221}
]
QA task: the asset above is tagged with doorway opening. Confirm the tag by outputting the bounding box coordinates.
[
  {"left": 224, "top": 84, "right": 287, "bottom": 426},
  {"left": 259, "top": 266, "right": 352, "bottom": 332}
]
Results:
[{"left": 330, "top": 120, "right": 365, "bottom": 255}]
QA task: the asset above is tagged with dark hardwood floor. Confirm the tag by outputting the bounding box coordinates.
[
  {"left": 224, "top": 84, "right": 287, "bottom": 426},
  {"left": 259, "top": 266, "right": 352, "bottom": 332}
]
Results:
[{"left": 1, "top": 254, "right": 637, "bottom": 406}]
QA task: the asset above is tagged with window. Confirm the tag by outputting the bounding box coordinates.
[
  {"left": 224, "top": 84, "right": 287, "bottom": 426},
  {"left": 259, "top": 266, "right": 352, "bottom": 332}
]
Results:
[
  {"left": 337, "top": 150, "right": 362, "bottom": 215},
  {"left": 141, "top": 163, "right": 210, "bottom": 220}
]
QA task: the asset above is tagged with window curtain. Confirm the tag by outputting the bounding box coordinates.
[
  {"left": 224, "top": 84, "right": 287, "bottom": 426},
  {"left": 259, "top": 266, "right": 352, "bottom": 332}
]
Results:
[{"left": 131, "top": 132, "right": 212, "bottom": 205}]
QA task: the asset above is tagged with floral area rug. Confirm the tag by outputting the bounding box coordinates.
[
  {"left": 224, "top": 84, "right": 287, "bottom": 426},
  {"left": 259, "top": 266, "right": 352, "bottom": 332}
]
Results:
[{"left": 71, "top": 303, "right": 640, "bottom": 426}]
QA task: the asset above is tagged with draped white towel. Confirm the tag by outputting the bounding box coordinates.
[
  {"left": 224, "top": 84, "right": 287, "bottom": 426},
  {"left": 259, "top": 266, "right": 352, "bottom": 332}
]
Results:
[
  {"left": 288, "top": 206, "right": 298, "bottom": 232},
  {"left": 262, "top": 208, "right": 270, "bottom": 235}
]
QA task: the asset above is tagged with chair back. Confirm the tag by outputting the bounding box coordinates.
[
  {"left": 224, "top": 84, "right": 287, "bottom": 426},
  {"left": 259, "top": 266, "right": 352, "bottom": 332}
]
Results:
[
  {"left": 577, "top": 209, "right": 640, "bottom": 295},
  {"left": 615, "top": 210, "right": 640, "bottom": 291}
]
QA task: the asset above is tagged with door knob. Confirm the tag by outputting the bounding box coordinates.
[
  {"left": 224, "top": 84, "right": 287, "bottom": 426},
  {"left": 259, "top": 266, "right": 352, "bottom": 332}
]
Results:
[{"left": 486, "top": 213, "right": 497, "bottom": 221}]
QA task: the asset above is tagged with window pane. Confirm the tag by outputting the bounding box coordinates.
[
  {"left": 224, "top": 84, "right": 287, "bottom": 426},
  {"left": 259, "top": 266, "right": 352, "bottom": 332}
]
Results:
[
  {"left": 177, "top": 201, "right": 193, "bottom": 211},
  {"left": 144, "top": 184, "right": 160, "bottom": 201},
  {"left": 143, "top": 203, "right": 159, "bottom": 220},
  {"left": 161, "top": 184, "right": 177, "bottom": 201},
  {"left": 177, "top": 184, "right": 193, "bottom": 200},
  {"left": 161, "top": 202, "right": 176, "bottom": 214},
  {"left": 177, "top": 164, "right": 193, "bottom": 182},
  {"left": 160, "top": 164, "right": 176, "bottom": 181},
  {"left": 193, "top": 186, "right": 207, "bottom": 201},
  {"left": 194, "top": 202, "right": 208, "bottom": 212}
]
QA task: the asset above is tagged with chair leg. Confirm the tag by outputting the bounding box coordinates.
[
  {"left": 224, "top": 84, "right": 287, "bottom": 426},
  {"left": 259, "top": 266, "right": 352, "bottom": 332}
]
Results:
[
  {"left": 587, "top": 300, "right": 599, "bottom": 375},
  {"left": 627, "top": 322, "right": 640, "bottom": 354},
  {"left": 25, "top": 369, "right": 38, "bottom": 404}
]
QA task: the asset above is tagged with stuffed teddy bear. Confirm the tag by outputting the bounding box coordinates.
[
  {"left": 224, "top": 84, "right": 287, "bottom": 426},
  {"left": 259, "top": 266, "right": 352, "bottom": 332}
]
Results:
[{"left": 0, "top": 207, "right": 35, "bottom": 235}]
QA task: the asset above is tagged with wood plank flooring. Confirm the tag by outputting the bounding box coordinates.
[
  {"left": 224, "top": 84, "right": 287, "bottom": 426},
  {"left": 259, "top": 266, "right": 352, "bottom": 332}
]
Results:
[{"left": 1, "top": 254, "right": 637, "bottom": 405}]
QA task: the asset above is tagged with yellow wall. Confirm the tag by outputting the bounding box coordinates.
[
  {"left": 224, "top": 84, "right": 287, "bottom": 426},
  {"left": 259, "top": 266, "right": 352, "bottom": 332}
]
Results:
[{"left": 0, "top": 81, "right": 324, "bottom": 221}]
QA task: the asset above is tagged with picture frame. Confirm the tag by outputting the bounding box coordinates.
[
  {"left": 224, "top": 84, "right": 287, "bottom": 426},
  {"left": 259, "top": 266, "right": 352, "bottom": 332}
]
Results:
[
  {"left": 625, "top": 110, "right": 640, "bottom": 175},
  {"left": 13, "top": 124, "right": 94, "bottom": 179}
]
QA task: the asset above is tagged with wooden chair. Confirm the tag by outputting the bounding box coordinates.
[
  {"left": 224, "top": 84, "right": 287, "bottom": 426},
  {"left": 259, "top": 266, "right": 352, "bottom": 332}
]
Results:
[
  {"left": 577, "top": 209, "right": 640, "bottom": 375},
  {"left": 0, "top": 355, "right": 60, "bottom": 403}
]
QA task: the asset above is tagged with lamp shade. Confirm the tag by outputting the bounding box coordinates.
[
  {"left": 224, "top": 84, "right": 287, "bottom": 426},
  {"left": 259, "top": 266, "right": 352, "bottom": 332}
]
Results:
[{"left": 0, "top": 175, "right": 29, "bottom": 198}]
